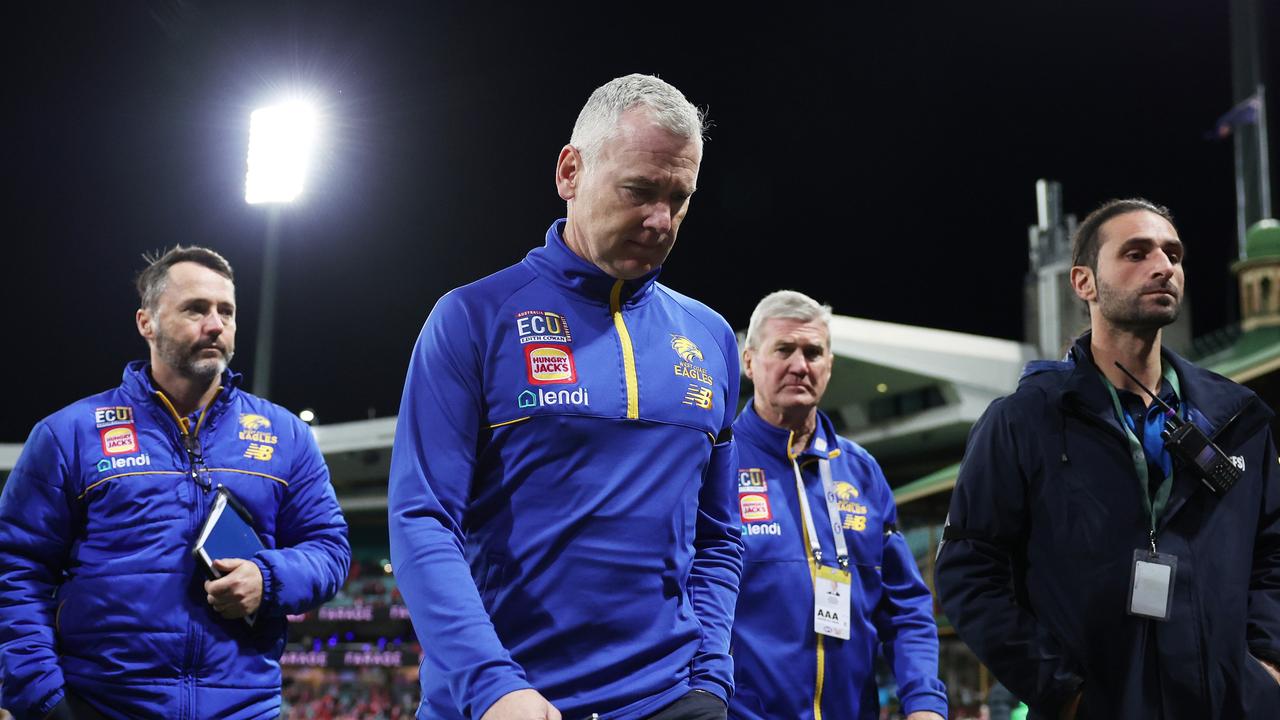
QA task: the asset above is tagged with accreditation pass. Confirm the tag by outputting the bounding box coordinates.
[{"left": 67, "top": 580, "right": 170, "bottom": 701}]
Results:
[{"left": 814, "top": 565, "right": 852, "bottom": 639}]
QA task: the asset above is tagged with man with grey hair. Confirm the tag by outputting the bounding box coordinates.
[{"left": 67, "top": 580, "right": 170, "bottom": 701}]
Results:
[
  {"left": 729, "top": 290, "right": 948, "bottom": 720},
  {"left": 389, "top": 74, "right": 743, "bottom": 720}
]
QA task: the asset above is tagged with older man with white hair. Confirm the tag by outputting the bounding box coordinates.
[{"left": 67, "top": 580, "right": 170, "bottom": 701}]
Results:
[
  {"left": 389, "top": 74, "right": 743, "bottom": 720},
  {"left": 729, "top": 290, "right": 948, "bottom": 720}
]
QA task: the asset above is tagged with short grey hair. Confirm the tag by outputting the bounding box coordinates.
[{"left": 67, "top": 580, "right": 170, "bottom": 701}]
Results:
[
  {"left": 570, "top": 73, "right": 705, "bottom": 166},
  {"left": 745, "top": 290, "right": 833, "bottom": 350}
]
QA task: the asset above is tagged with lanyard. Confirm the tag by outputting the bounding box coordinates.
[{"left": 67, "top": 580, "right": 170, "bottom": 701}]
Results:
[
  {"left": 790, "top": 433, "right": 849, "bottom": 569},
  {"left": 1099, "top": 363, "right": 1182, "bottom": 549}
]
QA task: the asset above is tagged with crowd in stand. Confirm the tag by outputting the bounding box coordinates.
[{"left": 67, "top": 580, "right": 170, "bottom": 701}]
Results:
[{"left": 282, "top": 668, "right": 419, "bottom": 719}]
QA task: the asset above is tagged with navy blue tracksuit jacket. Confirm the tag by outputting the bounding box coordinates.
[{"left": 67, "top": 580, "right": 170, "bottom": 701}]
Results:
[{"left": 936, "top": 335, "right": 1280, "bottom": 719}]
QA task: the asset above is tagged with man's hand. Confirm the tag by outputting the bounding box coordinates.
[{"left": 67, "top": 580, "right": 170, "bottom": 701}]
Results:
[
  {"left": 479, "top": 689, "right": 561, "bottom": 720},
  {"left": 1255, "top": 655, "right": 1280, "bottom": 686},
  {"left": 905, "top": 713, "right": 945, "bottom": 720},
  {"left": 204, "top": 558, "right": 263, "bottom": 619}
]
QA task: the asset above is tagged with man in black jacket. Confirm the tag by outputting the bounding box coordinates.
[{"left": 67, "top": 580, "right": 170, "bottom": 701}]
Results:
[{"left": 935, "top": 198, "right": 1280, "bottom": 719}]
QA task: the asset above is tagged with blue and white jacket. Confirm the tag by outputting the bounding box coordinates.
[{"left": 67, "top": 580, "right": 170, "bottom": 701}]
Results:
[
  {"left": 730, "top": 402, "right": 947, "bottom": 719},
  {"left": 0, "top": 363, "right": 350, "bottom": 719},
  {"left": 388, "top": 219, "right": 744, "bottom": 720}
]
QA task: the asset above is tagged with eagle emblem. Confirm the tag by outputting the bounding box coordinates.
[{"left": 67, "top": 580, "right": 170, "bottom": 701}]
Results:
[
  {"left": 239, "top": 414, "right": 272, "bottom": 430},
  {"left": 671, "top": 335, "right": 704, "bottom": 363}
]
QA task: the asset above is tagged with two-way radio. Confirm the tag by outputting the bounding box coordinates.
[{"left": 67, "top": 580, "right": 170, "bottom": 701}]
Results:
[{"left": 1113, "top": 362, "right": 1240, "bottom": 497}]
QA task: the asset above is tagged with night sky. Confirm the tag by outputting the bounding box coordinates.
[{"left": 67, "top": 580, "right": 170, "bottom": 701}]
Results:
[{"left": 4, "top": 1, "right": 1277, "bottom": 442}]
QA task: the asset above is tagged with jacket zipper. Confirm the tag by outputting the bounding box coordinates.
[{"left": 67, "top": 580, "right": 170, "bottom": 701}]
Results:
[
  {"left": 152, "top": 387, "right": 222, "bottom": 720},
  {"left": 793, "top": 461, "right": 825, "bottom": 719},
  {"left": 609, "top": 279, "right": 640, "bottom": 419},
  {"left": 785, "top": 436, "right": 825, "bottom": 720}
]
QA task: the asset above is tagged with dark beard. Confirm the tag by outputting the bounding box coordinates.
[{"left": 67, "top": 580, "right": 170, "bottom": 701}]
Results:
[{"left": 1096, "top": 278, "right": 1180, "bottom": 332}]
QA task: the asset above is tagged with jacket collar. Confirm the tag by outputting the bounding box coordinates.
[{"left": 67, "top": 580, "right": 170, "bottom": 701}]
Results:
[
  {"left": 122, "top": 360, "right": 240, "bottom": 421},
  {"left": 522, "top": 219, "right": 662, "bottom": 307},
  {"left": 1051, "top": 332, "right": 1267, "bottom": 435},
  {"left": 734, "top": 400, "right": 841, "bottom": 462},
  {"left": 1043, "top": 332, "right": 1272, "bottom": 524}
]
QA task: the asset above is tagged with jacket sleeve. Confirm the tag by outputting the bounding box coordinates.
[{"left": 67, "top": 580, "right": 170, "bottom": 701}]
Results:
[
  {"left": 686, "top": 323, "right": 746, "bottom": 702},
  {"left": 387, "top": 292, "right": 533, "bottom": 719},
  {"left": 868, "top": 461, "right": 948, "bottom": 717},
  {"left": 1248, "top": 428, "right": 1280, "bottom": 667},
  {"left": 0, "top": 422, "right": 74, "bottom": 719},
  {"left": 933, "top": 398, "right": 1083, "bottom": 715},
  {"left": 252, "top": 421, "right": 351, "bottom": 616}
]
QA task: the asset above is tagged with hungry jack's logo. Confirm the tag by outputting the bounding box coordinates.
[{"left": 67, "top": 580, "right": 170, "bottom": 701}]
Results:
[
  {"left": 739, "top": 493, "right": 773, "bottom": 522},
  {"left": 524, "top": 344, "right": 578, "bottom": 385},
  {"left": 100, "top": 425, "right": 139, "bottom": 456}
]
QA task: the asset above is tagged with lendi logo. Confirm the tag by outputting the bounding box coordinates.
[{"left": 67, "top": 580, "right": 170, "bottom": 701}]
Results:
[
  {"left": 517, "top": 387, "right": 590, "bottom": 409},
  {"left": 97, "top": 454, "right": 152, "bottom": 473}
]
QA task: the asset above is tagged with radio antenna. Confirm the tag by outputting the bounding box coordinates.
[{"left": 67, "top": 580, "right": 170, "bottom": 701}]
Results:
[{"left": 1113, "top": 362, "right": 1178, "bottom": 419}]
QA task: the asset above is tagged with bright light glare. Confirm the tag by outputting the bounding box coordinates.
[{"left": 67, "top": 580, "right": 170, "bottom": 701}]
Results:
[
  {"left": 245, "top": 101, "right": 318, "bottom": 204},
  {"left": 299, "top": 408, "right": 316, "bottom": 424}
]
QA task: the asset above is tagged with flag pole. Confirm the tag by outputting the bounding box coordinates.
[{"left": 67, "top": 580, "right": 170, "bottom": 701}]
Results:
[
  {"left": 1236, "top": 117, "right": 1248, "bottom": 259},
  {"left": 1258, "top": 84, "right": 1271, "bottom": 219}
]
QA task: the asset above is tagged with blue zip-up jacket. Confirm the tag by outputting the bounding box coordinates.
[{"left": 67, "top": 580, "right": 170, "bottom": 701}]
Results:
[
  {"left": 935, "top": 335, "right": 1280, "bottom": 718},
  {"left": 388, "top": 220, "right": 744, "bottom": 720},
  {"left": 0, "top": 362, "right": 350, "bottom": 720},
  {"left": 729, "top": 402, "right": 947, "bottom": 719}
]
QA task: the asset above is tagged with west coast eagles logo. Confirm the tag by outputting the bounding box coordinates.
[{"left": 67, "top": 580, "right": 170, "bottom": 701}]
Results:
[
  {"left": 239, "top": 414, "right": 279, "bottom": 445},
  {"left": 240, "top": 414, "right": 271, "bottom": 430},
  {"left": 671, "top": 335, "right": 704, "bottom": 363},
  {"left": 833, "top": 481, "right": 869, "bottom": 532},
  {"left": 671, "top": 334, "right": 713, "bottom": 388}
]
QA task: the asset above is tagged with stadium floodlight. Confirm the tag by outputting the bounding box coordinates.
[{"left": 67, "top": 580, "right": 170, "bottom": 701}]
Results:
[
  {"left": 245, "top": 98, "right": 319, "bottom": 398},
  {"left": 245, "top": 101, "right": 318, "bottom": 205}
]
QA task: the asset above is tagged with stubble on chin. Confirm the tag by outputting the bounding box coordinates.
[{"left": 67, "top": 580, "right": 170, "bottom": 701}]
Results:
[
  {"left": 1097, "top": 283, "right": 1181, "bottom": 332},
  {"left": 158, "top": 336, "right": 232, "bottom": 383},
  {"left": 186, "top": 357, "right": 228, "bottom": 382}
]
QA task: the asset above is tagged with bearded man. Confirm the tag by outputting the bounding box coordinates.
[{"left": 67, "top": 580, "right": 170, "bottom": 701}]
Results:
[{"left": 0, "top": 246, "right": 349, "bottom": 719}]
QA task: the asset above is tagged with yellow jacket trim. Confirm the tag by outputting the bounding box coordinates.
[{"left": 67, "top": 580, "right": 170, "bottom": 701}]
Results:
[
  {"left": 208, "top": 468, "right": 289, "bottom": 487},
  {"left": 610, "top": 280, "right": 640, "bottom": 420},
  {"left": 152, "top": 386, "right": 223, "bottom": 437},
  {"left": 795, "top": 467, "right": 825, "bottom": 719},
  {"left": 80, "top": 470, "right": 185, "bottom": 499},
  {"left": 193, "top": 386, "right": 221, "bottom": 436},
  {"left": 489, "top": 416, "right": 531, "bottom": 429},
  {"left": 152, "top": 390, "right": 187, "bottom": 432}
]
